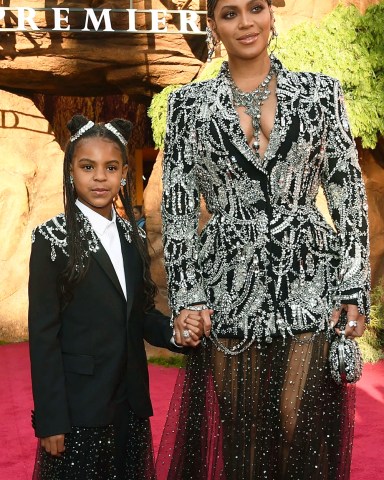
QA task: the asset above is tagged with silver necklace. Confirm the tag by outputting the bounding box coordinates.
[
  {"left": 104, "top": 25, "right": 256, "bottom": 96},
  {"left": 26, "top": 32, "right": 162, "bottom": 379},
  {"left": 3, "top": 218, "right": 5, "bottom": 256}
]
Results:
[{"left": 228, "top": 65, "right": 274, "bottom": 157}]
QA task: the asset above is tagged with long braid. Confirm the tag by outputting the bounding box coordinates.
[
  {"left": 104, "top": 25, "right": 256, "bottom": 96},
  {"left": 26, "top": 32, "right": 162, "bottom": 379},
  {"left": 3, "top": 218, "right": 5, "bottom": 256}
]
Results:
[
  {"left": 59, "top": 142, "right": 91, "bottom": 308},
  {"left": 119, "top": 179, "right": 158, "bottom": 311}
]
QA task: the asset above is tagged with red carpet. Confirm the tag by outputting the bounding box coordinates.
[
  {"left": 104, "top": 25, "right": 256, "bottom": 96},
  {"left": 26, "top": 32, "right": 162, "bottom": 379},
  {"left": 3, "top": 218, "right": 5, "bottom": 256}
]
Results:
[{"left": 0, "top": 342, "right": 383, "bottom": 479}]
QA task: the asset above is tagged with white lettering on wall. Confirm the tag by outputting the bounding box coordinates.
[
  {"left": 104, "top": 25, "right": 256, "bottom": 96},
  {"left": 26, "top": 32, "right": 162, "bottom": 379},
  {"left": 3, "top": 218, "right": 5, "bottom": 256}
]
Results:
[
  {"left": 150, "top": 10, "right": 167, "bottom": 33},
  {"left": 179, "top": 11, "right": 200, "bottom": 33},
  {"left": 52, "top": 8, "right": 70, "bottom": 31},
  {"left": 0, "top": 7, "right": 206, "bottom": 34},
  {"left": 126, "top": 9, "right": 137, "bottom": 32},
  {"left": 17, "top": 7, "right": 39, "bottom": 31},
  {"left": 82, "top": 8, "right": 113, "bottom": 32}
]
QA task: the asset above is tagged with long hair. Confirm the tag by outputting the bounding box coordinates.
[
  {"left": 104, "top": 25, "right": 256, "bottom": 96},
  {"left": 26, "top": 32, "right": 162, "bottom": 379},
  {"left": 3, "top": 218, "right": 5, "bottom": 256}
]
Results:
[{"left": 59, "top": 114, "right": 157, "bottom": 311}]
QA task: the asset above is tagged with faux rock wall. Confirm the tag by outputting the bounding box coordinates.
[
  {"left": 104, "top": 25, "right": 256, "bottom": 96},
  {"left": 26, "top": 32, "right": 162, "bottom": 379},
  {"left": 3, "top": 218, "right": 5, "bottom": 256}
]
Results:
[{"left": 0, "top": 91, "right": 63, "bottom": 341}]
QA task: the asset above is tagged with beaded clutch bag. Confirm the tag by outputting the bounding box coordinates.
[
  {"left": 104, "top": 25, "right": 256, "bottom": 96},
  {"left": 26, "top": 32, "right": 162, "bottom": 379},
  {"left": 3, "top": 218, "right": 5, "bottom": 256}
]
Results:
[{"left": 329, "top": 331, "right": 363, "bottom": 384}]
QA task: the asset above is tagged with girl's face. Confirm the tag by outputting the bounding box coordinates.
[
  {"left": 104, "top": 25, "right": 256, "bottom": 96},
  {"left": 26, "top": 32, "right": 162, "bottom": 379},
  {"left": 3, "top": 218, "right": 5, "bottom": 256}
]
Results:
[
  {"left": 133, "top": 207, "right": 141, "bottom": 221},
  {"left": 208, "top": 0, "right": 273, "bottom": 62},
  {"left": 70, "top": 137, "right": 128, "bottom": 219}
]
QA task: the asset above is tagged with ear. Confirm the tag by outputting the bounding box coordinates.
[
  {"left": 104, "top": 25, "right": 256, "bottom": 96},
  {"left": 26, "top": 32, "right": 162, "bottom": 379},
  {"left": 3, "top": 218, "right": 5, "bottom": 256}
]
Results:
[
  {"left": 270, "top": 8, "right": 275, "bottom": 29},
  {"left": 207, "top": 18, "right": 220, "bottom": 42},
  {"left": 122, "top": 163, "right": 128, "bottom": 178}
]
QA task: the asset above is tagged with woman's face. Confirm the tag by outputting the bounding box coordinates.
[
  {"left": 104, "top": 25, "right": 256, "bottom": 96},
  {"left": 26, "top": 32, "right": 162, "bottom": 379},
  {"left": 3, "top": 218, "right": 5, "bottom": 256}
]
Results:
[{"left": 208, "top": 0, "right": 273, "bottom": 62}]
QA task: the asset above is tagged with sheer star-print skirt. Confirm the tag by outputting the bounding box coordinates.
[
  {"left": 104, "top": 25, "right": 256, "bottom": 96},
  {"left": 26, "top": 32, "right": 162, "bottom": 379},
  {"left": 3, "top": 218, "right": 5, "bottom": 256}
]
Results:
[{"left": 156, "top": 333, "right": 355, "bottom": 480}]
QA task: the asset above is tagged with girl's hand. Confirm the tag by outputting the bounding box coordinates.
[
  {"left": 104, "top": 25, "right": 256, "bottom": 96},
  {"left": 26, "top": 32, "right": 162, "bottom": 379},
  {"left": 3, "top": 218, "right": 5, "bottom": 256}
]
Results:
[
  {"left": 174, "top": 308, "right": 213, "bottom": 347},
  {"left": 330, "top": 304, "right": 366, "bottom": 339},
  {"left": 41, "top": 434, "right": 65, "bottom": 457}
]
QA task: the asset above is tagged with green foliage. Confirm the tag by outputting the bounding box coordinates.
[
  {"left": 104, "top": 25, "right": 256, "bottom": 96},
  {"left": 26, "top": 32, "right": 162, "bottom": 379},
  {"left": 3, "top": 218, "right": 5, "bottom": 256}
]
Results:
[
  {"left": 149, "top": 2, "right": 384, "bottom": 150},
  {"left": 358, "top": 281, "right": 384, "bottom": 363},
  {"left": 147, "top": 58, "right": 226, "bottom": 149},
  {"left": 275, "top": 3, "right": 384, "bottom": 149},
  {"left": 196, "top": 57, "right": 225, "bottom": 82},
  {"left": 147, "top": 354, "right": 186, "bottom": 368},
  {"left": 148, "top": 84, "right": 182, "bottom": 149}
]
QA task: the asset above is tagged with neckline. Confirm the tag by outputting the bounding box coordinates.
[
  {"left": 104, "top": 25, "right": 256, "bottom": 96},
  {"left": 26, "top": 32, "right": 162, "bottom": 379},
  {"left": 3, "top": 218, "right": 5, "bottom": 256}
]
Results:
[{"left": 224, "top": 62, "right": 280, "bottom": 166}]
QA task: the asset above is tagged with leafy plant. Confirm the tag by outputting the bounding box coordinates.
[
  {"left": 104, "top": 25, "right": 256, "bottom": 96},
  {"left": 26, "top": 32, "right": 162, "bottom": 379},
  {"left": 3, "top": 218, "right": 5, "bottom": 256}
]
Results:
[{"left": 275, "top": 3, "right": 384, "bottom": 149}]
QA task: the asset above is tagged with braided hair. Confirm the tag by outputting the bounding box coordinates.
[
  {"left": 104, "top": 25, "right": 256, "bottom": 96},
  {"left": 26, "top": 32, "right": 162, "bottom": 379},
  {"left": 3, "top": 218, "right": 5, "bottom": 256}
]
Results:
[
  {"left": 207, "top": 0, "right": 272, "bottom": 18},
  {"left": 60, "top": 114, "right": 157, "bottom": 310}
]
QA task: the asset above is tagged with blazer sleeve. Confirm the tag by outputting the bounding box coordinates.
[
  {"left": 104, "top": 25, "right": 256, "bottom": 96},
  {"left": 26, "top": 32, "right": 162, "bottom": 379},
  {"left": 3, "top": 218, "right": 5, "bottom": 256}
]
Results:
[
  {"left": 321, "top": 79, "right": 371, "bottom": 318},
  {"left": 142, "top": 308, "right": 183, "bottom": 353},
  {"left": 28, "top": 228, "right": 71, "bottom": 437},
  {"left": 161, "top": 89, "right": 207, "bottom": 318}
]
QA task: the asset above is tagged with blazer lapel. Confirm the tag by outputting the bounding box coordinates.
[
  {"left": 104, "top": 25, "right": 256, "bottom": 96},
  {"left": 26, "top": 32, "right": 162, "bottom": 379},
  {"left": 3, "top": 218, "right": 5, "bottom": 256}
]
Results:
[
  {"left": 117, "top": 220, "right": 140, "bottom": 315},
  {"left": 75, "top": 206, "right": 126, "bottom": 300},
  {"left": 207, "top": 72, "right": 268, "bottom": 173},
  {"left": 91, "top": 245, "right": 126, "bottom": 300},
  {"left": 205, "top": 57, "right": 300, "bottom": 175}
]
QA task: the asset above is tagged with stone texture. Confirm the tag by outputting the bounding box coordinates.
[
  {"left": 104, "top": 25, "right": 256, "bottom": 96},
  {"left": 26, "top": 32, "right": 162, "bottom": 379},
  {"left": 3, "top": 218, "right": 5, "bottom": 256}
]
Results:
[
  {"left": 0, "top": 90, "right": 63, "bottom": 341},
  {"left": 0, "top": 0, "right": 206, "bottom": 96}
]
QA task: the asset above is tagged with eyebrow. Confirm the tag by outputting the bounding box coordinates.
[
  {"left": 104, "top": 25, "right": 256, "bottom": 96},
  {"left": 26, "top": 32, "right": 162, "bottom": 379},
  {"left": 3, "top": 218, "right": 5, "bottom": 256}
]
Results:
[
  {"left": 77, "top": 158, "right": 121, "bottom": 164},
  {"left": 219, "top": 0, "right": 265, "bottom": 9}
]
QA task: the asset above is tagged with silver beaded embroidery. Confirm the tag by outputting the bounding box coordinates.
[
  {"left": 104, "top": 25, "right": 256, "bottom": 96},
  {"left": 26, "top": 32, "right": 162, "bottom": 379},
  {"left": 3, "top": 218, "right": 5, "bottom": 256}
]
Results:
[
  {"left": 162, "top": 56, "right": 370, "bottom": 353},
  {"left": 32, "top": 211, "right": 133, "bottom": 261}
]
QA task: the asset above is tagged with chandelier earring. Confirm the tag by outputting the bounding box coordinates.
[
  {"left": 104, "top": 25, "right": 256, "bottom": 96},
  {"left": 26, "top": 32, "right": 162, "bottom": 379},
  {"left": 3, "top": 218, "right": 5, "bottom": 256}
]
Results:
[
  {"left": 206, "top": 26, "right": 219, "bottom": 62},
  {"left": 268, "top": 25, "right": 278, "bottom": 51}
]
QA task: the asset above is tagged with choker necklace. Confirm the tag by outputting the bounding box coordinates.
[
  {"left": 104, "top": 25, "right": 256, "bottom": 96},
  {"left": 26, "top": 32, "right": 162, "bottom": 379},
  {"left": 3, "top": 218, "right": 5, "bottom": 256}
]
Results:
[{"left": 228, "top": 64, "right": 274, "bottom": 157}]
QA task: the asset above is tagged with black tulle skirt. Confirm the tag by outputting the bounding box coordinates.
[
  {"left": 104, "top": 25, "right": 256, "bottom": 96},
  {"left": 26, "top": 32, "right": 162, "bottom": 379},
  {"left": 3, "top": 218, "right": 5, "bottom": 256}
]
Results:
[
  {"left": 156, "top": 333, "right": 355, "bottom": 480},
  {"left": 33, "top": 401, "right": 156, "bottom": 480}
]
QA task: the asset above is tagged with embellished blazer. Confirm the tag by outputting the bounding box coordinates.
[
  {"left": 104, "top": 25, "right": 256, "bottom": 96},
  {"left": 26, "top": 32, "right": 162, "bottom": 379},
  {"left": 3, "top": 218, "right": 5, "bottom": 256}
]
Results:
[
  {"left": 162, "top": 56, "right": 370, "bottom": 351},
  {"left": 28, "top": 211, "right": 176, "bottom": 438}
]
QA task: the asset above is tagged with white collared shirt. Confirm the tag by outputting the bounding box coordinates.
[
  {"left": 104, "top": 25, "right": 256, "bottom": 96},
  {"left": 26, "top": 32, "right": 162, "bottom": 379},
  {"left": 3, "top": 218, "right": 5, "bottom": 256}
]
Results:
[{"left": 76, "top": 200, "right": 127, "bottom": 299}]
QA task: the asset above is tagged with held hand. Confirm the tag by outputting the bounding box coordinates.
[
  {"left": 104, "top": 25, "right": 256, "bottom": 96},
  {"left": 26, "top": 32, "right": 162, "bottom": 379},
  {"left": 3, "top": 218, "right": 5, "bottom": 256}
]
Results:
[
  {"left": 173, "top": 308, "right": 213, "bottom": 347},
  {"left": 201, "top": 309, "right": 212, "bottom": 337},
  {"left": 41, "top": 434, "right": 65, "bottom": 457},
  {"left": 330, "top": 304, "right": 366, "bottom": 339}
]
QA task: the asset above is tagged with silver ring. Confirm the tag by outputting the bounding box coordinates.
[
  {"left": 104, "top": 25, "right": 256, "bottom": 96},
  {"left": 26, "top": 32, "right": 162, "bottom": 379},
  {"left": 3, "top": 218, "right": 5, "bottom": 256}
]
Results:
[
  {"left": 182, "top": 329, "right": 190, "bottom": 339},
  {"left": 348, "top": 320, "right": 358, "bottom": 328}
]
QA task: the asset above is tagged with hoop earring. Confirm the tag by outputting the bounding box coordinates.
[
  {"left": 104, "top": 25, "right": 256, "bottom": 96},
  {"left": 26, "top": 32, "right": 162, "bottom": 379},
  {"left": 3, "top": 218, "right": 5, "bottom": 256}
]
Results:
[
  {"left": 268, "top": 26, "right": 278, "bottom": 51},
  {"left": 206, "top": 27, "right": 220, "bottom": 62},
  {"left": 120, "top": 178, "right": 127, "bottom": 187}
]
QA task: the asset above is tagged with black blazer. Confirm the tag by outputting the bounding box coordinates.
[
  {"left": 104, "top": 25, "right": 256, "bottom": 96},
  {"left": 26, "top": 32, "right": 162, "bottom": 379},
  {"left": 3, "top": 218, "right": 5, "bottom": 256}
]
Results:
[
  {"left": 28, "top": 212, "right": 177, "bottom": 438},
  {"left": 162, "top": 55, "right": 370, "bottom": 345}
]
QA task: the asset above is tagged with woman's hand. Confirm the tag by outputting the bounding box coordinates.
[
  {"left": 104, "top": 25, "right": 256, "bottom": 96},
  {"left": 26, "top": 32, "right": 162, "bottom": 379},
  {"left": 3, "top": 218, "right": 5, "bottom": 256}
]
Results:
[
  {"left": 41, "top": 434, "right": 65, "bottom": 456},
  {"left": 330, "top": 304, "right": 366, "bottom": 338},
  {"left": 173, "top": 308, "right": 213, "bottom": 347}
]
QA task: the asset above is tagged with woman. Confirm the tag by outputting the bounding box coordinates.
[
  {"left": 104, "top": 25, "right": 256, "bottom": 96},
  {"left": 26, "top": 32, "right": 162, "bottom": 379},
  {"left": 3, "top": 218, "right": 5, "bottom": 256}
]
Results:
[{"left": 158, "top": 0, "right": 370, "bottom": 479}]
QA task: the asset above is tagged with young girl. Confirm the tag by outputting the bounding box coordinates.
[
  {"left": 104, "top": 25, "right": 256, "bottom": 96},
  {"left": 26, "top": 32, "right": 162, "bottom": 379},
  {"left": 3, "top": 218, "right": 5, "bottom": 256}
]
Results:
[{"left": 28, "top": 114, "right": 204, "bottom": 480}]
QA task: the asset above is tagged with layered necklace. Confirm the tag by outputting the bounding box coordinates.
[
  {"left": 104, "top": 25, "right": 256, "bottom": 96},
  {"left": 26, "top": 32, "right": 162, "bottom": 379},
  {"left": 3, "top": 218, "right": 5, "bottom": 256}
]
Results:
[{"left": 228, "top": 64, "right": 274, "bottom": 158}]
